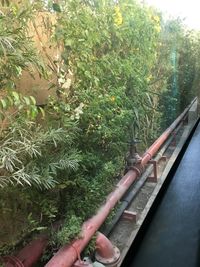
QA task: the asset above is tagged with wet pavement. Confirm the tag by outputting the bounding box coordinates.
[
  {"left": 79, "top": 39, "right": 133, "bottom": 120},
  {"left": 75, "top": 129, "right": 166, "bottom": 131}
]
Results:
[{"left": 126, "top": 122, "right": 200, "bottom": 267}]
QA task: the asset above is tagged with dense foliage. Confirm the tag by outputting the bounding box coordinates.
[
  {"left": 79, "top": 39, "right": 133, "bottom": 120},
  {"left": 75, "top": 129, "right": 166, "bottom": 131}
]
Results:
[
  {"left": 0, "top": 0, "right": 200, "bottom": 262},
  {"left": 159, "top": 19, "right": 200, "bottom": 127}
]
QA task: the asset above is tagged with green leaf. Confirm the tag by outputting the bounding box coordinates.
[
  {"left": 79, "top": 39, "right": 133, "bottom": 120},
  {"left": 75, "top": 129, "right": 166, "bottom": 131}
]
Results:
[
  {"left": 65, "top": 39, "right": 73, "bottom": 47},
  {"left": 12, "top": 91, "right": 20, "bottom": 102},
  {"left": 30, "top": 106, "right": 38, "bottom": 119},
  {"left": 145, "top": 93, "right": 153, "bottom": 106},
  {"left": 35, "top": 226, "right": 47, "bottom": 231},
  {"left": 30, "top": 96, "right": 36, "bottom": 105},
  {"left": 39, "top": 107, "right": 45, "bottom": 118},
  {"left": 18, "top": 104, "right": 24, "bottom": 110},
  {"left": 133, "top": 107, "right": 139, "bottom": 121},
  {"left": 52, "top": 3, "right": 61, "bottom": 12},
  {"left": 6, "top": 96, "right": 13, "bottom": 106},
  {"left": 23, "top": 96, "right": 31, "bottom": 106},
  {"left": 0, "top": 99, "right": 7, "bottom": 109}
]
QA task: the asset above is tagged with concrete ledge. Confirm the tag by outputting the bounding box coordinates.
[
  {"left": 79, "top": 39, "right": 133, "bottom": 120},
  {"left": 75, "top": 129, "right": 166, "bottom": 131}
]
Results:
[
  {"left": 117, "top": 120, "right": 198, "bottom": 266},
  {"left": 188, "top": 99, "right": 198, "bottom": 125}
]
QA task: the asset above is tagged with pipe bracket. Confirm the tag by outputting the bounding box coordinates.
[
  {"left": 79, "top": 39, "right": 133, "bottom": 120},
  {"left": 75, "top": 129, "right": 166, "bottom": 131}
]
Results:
[{"left": 147, "top": 160, "right": 158, "bottom": 183}]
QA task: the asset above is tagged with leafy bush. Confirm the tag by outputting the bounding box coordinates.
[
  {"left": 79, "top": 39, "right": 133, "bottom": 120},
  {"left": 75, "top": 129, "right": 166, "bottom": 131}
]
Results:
[
  {"left": 0, "top": 3, "right": 46, "bottom": 89},
  {"left": 1, "top": 0, "right": 200, "bottom": 261}
]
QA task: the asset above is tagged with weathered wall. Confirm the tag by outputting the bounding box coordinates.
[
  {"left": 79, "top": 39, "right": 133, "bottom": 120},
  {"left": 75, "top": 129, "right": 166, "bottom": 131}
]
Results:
[{"left": 16, "top": 12, "right": 59, "bottom": 104}]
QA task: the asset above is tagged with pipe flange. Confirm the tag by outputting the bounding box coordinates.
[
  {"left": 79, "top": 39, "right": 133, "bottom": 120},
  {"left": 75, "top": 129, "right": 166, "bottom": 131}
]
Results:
[
  {"left": 2, "top": 256, "right": 24, "bottom": 267},
  {"left": 95, "top": 246, "right": 120, "bottom": 267}
]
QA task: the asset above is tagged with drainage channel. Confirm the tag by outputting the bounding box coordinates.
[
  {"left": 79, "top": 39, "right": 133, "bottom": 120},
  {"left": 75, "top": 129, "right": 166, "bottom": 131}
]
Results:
[{"left": 121, "top": 120, "right": 200, "bottom": 267}]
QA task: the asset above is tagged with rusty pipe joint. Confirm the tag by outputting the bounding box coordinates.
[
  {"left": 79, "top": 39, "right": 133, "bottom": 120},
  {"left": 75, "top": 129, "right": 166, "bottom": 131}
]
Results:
[
  {"left": 125, "top": 153, "right": 143, "bottom": 176},
  {"left": 3, "top": 235, "right": 48, "bottom": 267},
  {"left": 125, "top": 138, "right": 142, "bottom": 174},
  {"left": 125, "top": 152, "right": 143, "bottom": 175},
  {"left": 95, "top": 233, "right": 120, "bottom": 267}
]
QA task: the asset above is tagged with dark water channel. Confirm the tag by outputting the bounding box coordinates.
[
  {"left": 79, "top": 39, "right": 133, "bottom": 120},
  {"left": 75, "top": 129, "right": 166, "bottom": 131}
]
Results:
[{"left": 123, "top": 122, "right": 200, "bottom": 267}]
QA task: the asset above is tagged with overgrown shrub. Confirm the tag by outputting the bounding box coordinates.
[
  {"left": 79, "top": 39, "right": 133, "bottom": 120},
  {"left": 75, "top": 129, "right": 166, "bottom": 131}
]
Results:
[{"left": 1, "top": 0, "right": 200, "bottom": 261}]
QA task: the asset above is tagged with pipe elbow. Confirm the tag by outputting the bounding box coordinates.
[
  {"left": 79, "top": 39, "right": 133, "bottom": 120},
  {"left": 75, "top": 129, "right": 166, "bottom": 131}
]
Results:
[{"left": 95, "top": 233, "right": 120, "bottom": 267}]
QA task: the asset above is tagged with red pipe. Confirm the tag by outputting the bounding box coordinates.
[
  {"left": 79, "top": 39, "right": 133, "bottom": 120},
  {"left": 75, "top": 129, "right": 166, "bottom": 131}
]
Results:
[
  {"left": 44, "top": 98, "right": 197, "bottom": 267},
  {"left": 95, "top": 233, "right": 117, "bottom": 259},
  {"left": 2, "top": 235, "right": 48, "bottom": 267},
  {"left": 141, "top": 98, "right": 196, "bottom": 164},
  {"left": 95, "top": 232, "right": 120, "bottom": 266}
]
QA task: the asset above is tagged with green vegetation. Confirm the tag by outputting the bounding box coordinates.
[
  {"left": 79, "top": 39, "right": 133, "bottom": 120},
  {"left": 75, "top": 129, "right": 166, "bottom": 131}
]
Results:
[{"left": 0, "top": 0, "right": 200, "bottom": 262}]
